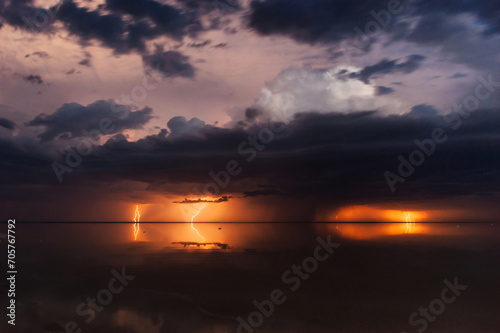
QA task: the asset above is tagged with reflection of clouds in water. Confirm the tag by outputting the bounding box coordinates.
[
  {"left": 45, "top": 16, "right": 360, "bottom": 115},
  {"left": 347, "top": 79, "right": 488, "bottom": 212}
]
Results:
[{"left": 13, "top": 223, "right": 500, "bottom": 332}]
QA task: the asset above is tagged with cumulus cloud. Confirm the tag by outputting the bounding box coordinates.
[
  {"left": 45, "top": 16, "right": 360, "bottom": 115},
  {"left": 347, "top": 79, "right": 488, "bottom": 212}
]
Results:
[
  {"left": 167, "top": 116, "right": 205, "bottom": 136},
  {"left": 26, "top": 100, "right": 154, "bottom": 142},
  {"left": 250, "top": 66, "right": 400, "bottom": 121}
]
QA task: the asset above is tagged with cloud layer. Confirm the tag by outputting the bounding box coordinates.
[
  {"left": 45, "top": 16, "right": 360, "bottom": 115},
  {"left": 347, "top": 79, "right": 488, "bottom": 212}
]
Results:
[
  {"left": 26, "top": 100, "right": 153, "bottom": 142},
  {"left": 3, "top": 105, "right": 500, "bottom": 220}
]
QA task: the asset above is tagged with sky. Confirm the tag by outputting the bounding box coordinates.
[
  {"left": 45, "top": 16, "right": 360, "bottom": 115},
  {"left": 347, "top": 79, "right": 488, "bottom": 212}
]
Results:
[{"left": 1, "top": 0, "right": 500, "bottom": 222}]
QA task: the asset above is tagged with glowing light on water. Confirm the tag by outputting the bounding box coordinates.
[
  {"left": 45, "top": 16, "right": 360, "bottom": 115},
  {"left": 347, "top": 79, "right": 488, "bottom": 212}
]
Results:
[
  {"left": 190, "top": 203, "right": 206, "bottom": 242},
  {"left": 404, "top": 211, "right": 416, "bottom": 233},
  {"left": 133, "top": 205, "right": 140, "bottom": 241}
]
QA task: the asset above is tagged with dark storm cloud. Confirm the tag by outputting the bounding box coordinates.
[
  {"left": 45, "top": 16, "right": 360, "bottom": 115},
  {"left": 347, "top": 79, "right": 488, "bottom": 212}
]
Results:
[
  {"left": 55, "top": 0, "right": 133, "bottom": 52},
  {"left": 248, "top": 0, "right": 500, "bottom": 43},
  {"left": 0, "top": 117, "right": 16, "bottom": 130},
  {"left": 388, "top": 4, "right": 500, "bottom": 70},
  {"left": 23, "top": 74, "right": 43, "bottom": 84},
  {"left": 53, "top": 0, "right": 223, "bottom": 53},
  {"left": 70, "top": 109, "right": 500, "bottom": 207},
  {"left": 105, "top": 0, "right": 199, "bottom": 40},
  {"left": 375, "top": 86, "right": 394, "bottom": 96},
  {"left": 402, "top": 13, "right": 456, "bottom": 44},
  {"left": 0, "top": 137, "right": 53, "bottom": 185},
  {"left": 352, "top": 54, "right": 425, "bottom": 84},
  {"left": 248, "top": 0, "right": 400, "bottom": 44},
  {"left": 3, "top": 107, "right": 500, "bottom": 218},
  {"left": 173, "top": 196, "right": 232, "bottom": 203},
  {"left": 0, "top": 0, "right": 206, "bottom": 55},
  {"left": 1, "top": 0, "right": 55, "bottom": 31},
  {"left": 142, "top": 48, "right": 195, "bottom": 78},
  {"left": 248, "top": 0, "right": 500, "bottom": 69},
  {"left": 26, "top": 100, "right": 153, "bottom": 142}
]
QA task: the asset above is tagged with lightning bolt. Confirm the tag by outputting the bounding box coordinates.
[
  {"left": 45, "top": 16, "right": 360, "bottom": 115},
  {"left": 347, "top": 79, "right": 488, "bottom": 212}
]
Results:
[
  {"left": 404, "top": 211, "right": 415, "bottom": 233},
  {"left": 133, "top": 205, "right": 140, "bottom": 241},
  {"left": 190, "top": 203, "right": 206, "bottom": 242}
]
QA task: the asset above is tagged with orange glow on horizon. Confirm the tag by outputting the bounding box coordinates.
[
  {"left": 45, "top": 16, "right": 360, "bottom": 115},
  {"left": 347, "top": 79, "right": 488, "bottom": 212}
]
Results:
[
  {"left": 133, "top": 205, "right": 140, "bottom": 241},
  {"left": 328, "top": 206, "right": 428, "bottom": 239},
  {"left": 333, "top": 206, "right": 427, "bottom": 222}
]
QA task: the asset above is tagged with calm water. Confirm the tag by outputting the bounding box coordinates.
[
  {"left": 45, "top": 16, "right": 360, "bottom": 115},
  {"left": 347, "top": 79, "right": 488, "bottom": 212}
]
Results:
[{"left": 3, "top": 223, "right": 499, "bottom": 332}]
